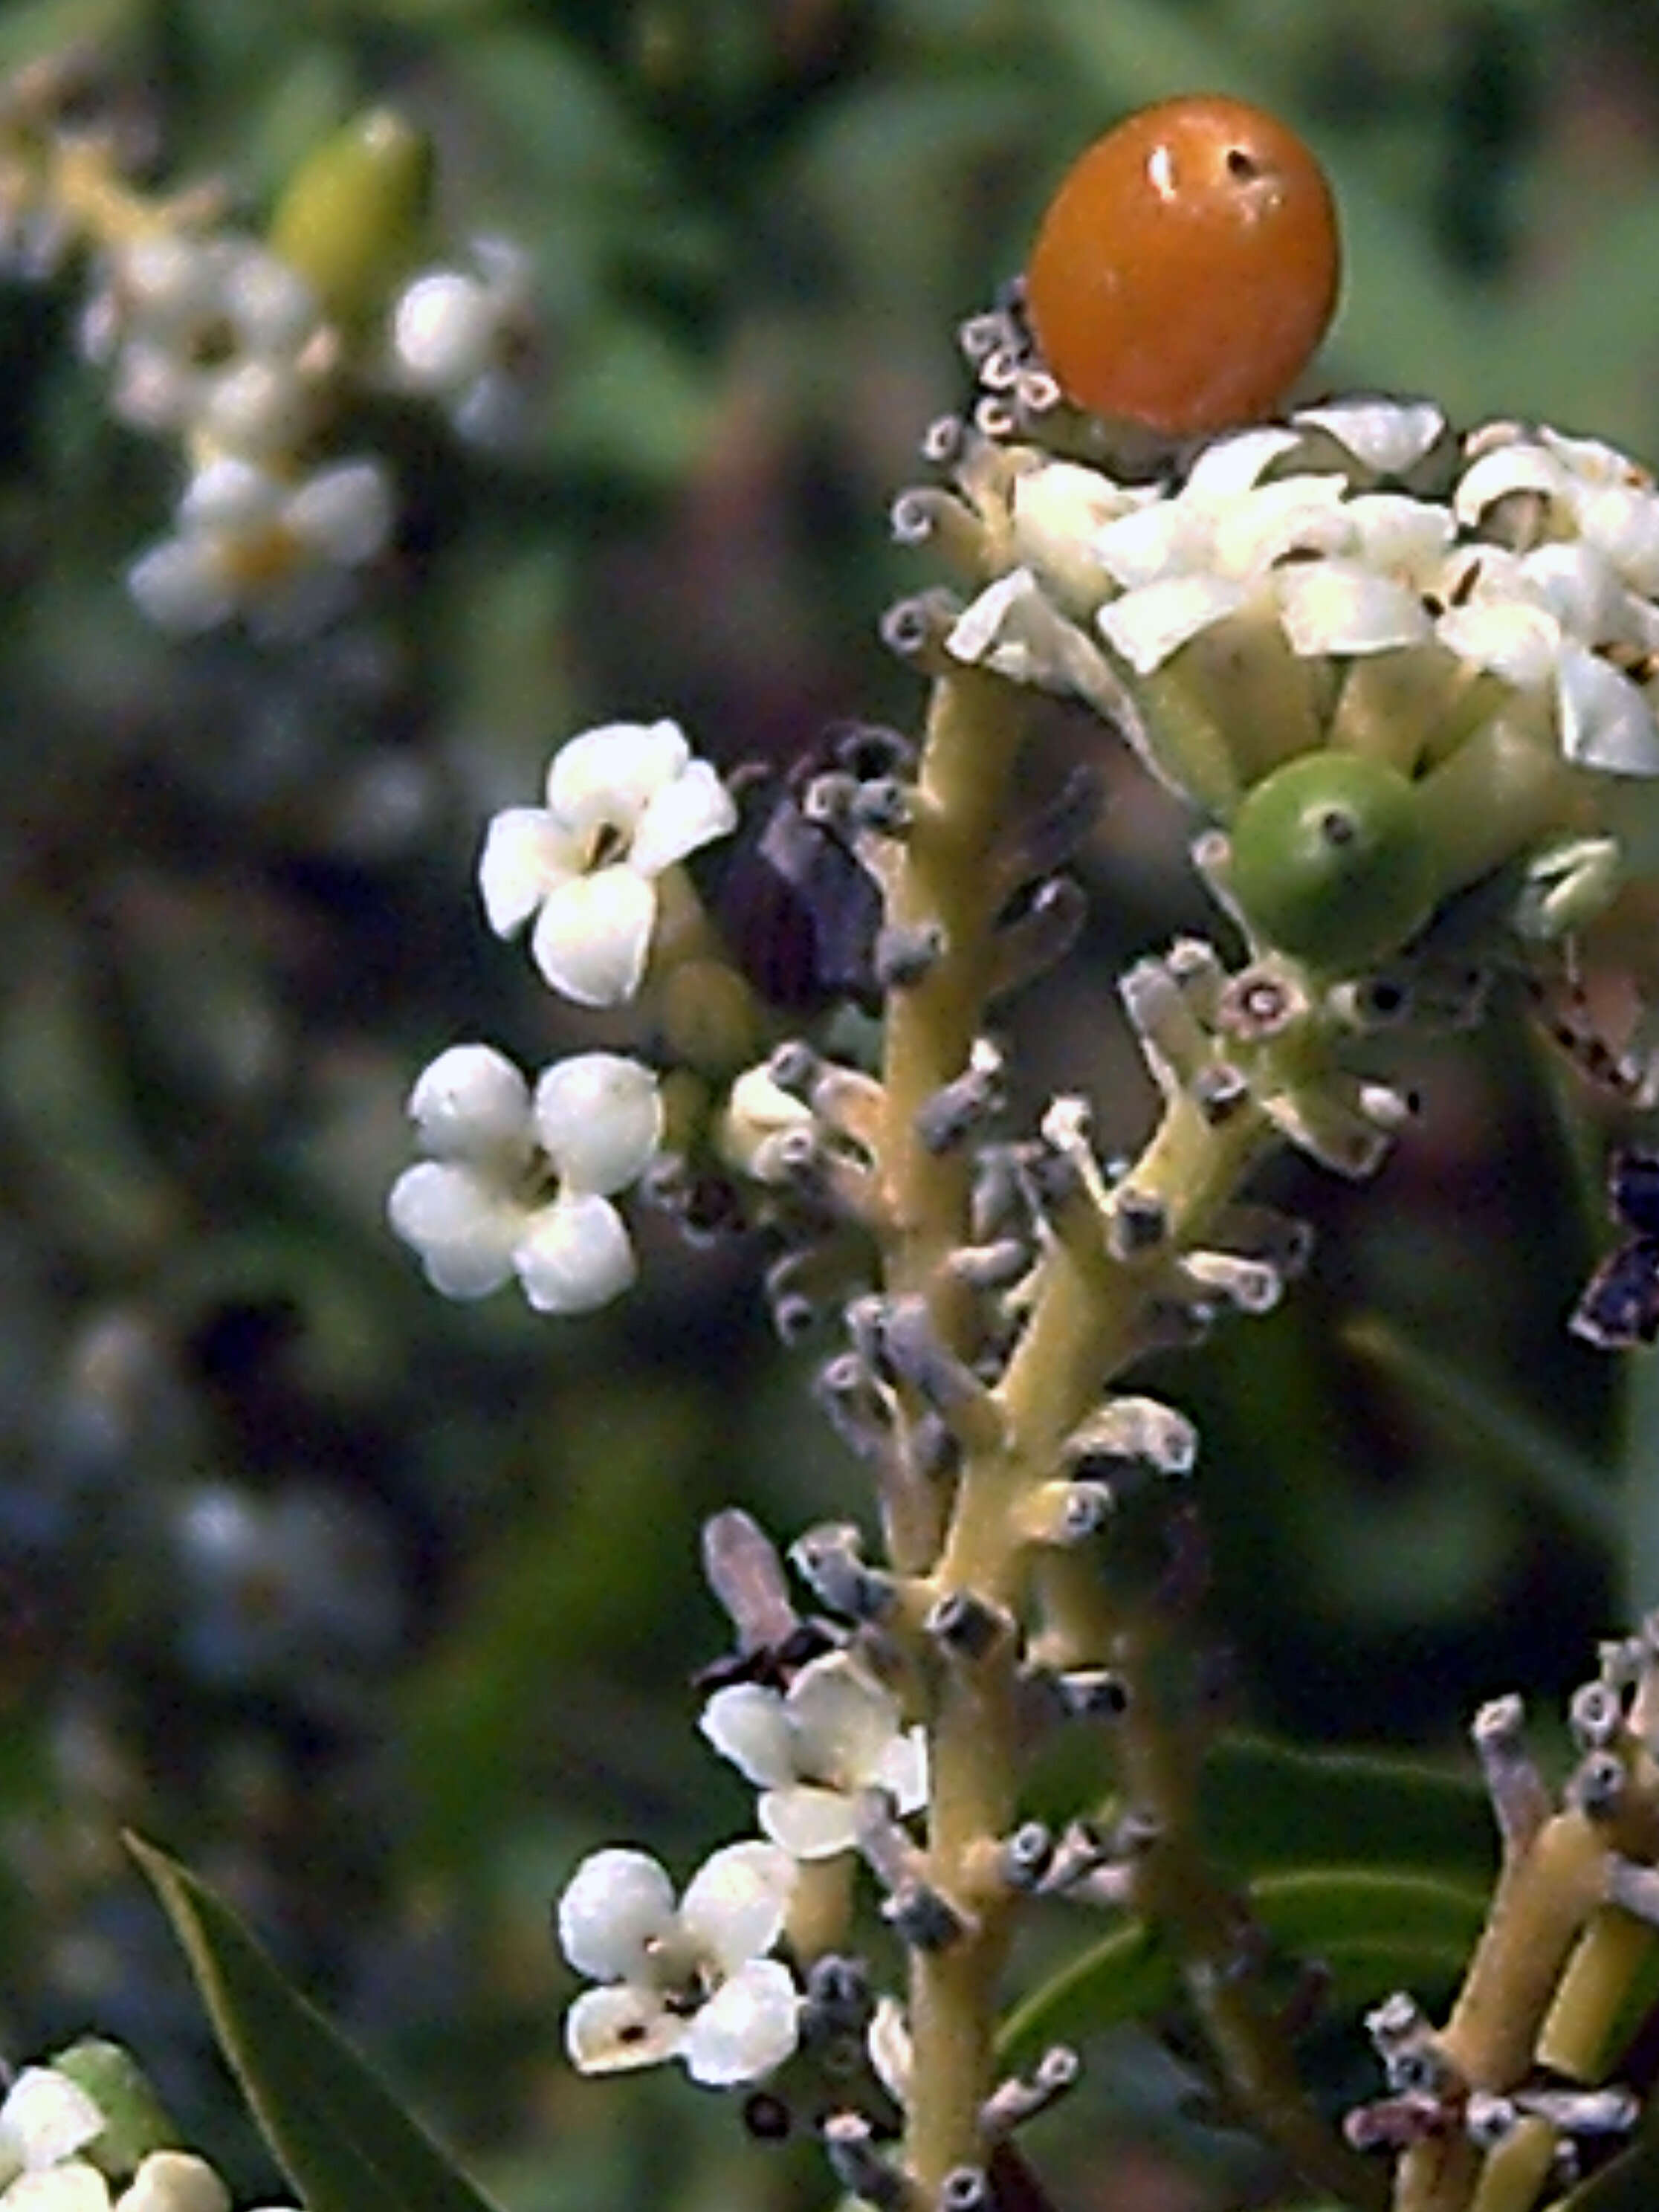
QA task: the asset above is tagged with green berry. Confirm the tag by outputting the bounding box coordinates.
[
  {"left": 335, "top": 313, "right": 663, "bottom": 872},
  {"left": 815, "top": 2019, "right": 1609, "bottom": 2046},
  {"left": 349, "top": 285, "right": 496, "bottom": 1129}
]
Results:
[{"left": 1227, "top": 751, "right": 1438, "bottom": 970}]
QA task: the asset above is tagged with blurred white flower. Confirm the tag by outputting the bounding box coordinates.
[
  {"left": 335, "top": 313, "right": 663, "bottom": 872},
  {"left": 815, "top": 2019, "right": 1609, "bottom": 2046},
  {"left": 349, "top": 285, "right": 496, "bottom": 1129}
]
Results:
[
  {"left": 557, "top": 1843, "right": 801, "bottom": 2087},
  {"left": 90, "top": 232, "right": 323, "bottom": 456},
  {"left": 126, "top": 454, "right": 392, "bottom": 636},
  {"left": 699, "top": 1650, "right": 928, "bottom": 1860},
  {"left": 113, "top": 2156, "right": 228, "bottom": 2212},
  {"left": 479, "top": 719, "right": 737, "bottom": 1006},
  {"left": 389, "top": 237, "right": 534, "bottom": 445},
  {"left": 387, "top": 1043, "right": 661, "bottom": 1313}
]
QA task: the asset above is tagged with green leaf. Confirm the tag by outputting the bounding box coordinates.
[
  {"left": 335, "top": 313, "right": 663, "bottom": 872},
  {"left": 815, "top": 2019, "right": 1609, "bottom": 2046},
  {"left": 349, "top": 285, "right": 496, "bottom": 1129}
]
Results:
[
  {"left": 997, "top": 1918, "right": 1174, "bottom": 2066},
  {"left": 126, "top": 1835, "right": 502, "bottom": 2212},
  {"left": 1251, "top": 1868, "right": 1487, "bottom": 2006},
  {"left": 1202, "top": 1736, "right": 1494, "bottom": 1889},
  {"left": 997, "top": 1867, "right": 1484, "bottom": 2069}
]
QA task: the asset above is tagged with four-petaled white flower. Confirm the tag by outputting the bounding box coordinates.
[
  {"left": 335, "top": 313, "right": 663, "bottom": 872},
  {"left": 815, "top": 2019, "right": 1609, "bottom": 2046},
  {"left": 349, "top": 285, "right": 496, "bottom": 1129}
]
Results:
[
  {"left": 387, "top": 1043, "right": 661, "bottom": 1313},
  {"left": 126, "top": 455, "right": 392, "bottom": 636},
  {"left": 478, "top": 720, "right": 737, "bottom": 1007},
  {"left": 699, "top": 1650, "right": 928, "bottom": 1860},
  {"left": 557, "top": 1843, "right": 801, "bottom": 2087}
]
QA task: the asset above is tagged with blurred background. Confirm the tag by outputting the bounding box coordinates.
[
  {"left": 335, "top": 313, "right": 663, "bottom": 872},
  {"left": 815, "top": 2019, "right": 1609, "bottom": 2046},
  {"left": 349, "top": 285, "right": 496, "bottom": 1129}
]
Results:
[{"left": 0, "top": 0, "right": 1657, "bottom": 2207}]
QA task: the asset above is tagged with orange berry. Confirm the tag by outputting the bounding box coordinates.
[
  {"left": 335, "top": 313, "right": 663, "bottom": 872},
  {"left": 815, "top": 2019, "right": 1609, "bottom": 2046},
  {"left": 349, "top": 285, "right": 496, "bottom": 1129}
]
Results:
[{"left": 1025, "top": 94, "right": 1340, "bottom": 435}]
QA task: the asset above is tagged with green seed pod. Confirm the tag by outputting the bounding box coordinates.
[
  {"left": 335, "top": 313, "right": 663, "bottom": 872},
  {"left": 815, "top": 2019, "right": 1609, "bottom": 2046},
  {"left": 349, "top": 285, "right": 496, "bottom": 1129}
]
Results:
[
  {"left": 268, "top": 108, "right": 433, "bottom": 326},
  {"left": 1226, "top": 751, "right": 1438, "bottom": 970}
]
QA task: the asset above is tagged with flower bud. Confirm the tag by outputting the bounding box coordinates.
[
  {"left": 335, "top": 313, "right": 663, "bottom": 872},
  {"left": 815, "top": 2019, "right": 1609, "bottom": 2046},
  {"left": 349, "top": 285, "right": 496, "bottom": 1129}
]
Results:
[{"left": 268, "top": 109, "right": 432, "bottom": 325}]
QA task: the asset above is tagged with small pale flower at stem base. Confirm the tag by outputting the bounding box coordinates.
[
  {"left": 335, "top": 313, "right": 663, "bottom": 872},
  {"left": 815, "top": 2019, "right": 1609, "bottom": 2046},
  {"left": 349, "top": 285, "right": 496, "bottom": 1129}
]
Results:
[{"left": 557, "top": 1843, "right": 802, "bottom": 2087}]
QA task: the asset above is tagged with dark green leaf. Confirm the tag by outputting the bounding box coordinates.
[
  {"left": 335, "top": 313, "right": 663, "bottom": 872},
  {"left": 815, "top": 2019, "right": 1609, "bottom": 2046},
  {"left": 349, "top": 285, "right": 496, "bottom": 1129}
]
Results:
[
  {"left": 1203, "top": 1736, "right": 1495, "bottom": 1888},
  {"left": 126, "top": 1835, "right": 502, "bottom": 2212},
  {"left": 1252, "top": 1868, "right": 1487, "bottom": 2005}
]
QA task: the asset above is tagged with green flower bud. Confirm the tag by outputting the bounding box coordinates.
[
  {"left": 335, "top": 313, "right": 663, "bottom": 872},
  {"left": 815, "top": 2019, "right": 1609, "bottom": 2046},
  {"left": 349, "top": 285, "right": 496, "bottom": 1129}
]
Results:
[
  {"left": 50, "top": 2040, "right": 178, "bottom": 2176},
  {"left": 1227, "top": 751, "right": 1438, "bottom": 971},
  {"left": 268, "top": 108, "right": 432, "bottom": 325}
]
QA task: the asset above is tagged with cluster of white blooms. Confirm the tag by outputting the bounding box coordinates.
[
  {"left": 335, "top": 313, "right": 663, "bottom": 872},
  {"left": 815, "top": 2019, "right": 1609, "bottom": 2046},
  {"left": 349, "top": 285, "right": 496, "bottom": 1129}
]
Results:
[
  {"left": 389, "top": 719, "right": 741, "bottom": 1316},
  {"left": 0, "top": 2065, "right": 292, "bottom": 2212},
  {"left": 951, "top": 398, "right": 1659, "bottom": 791},
  {"left": 556, "top": 1648, "right": 928, "bottom": 2088},
  {"left": 80, "top": 228, "right": 396, "bottom": 638}
]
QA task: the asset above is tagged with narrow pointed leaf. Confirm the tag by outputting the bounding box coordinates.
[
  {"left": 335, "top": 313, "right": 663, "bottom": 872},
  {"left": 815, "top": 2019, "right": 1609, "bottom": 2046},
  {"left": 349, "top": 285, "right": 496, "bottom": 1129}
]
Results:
[{"left": 126, "top": 1834, "right": 502, "bottom": 2212}]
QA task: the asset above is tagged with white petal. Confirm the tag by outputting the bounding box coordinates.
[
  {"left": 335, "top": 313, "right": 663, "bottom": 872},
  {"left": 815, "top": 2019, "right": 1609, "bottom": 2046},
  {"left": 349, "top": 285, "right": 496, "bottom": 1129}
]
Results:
[
  {"left": 875, "top": 1727, "right": 929, "bottom": 1817},
  {"left": 1093, "top": 500, "right": 1207, "bottom": 589},
  {"left": 947, "top": 570, "right": 1043, "bottom": 670},
  {"left": 0, "top": 2073, "right": 104, "bottom": 2170},
  {"left": 564, "top": 1985, "right": 683, "bottom": 2074},
  {"left": 557, "top": 1847, "right": 677, "bottom": 1979},
  {"left": 1275, "top": 563, "right": 1432, "bottom": 656},
  {"left": 630, "top": 760, "right": 737, "bottom": 876},
  {"left": 126, "top": 537, "right": 235, "bottom": 635},
  {"left": 221, "top": 247, "right": 316, "bottom": 355},
  {"left": 387, "top": 1162, "right": 520, "bottom": 1297},
  {"left": 4, "top": 2168, "right": 111, "bottom": 2212},
  {"left": 1345, "top": 494, "right": 1455, "bottom": 570},
  {"left": 180, "top": 457, "right": 282, "bottom": 532},
  {"left": 513, "top": 1193, "right": 636, "bottom": 1313},
  {"left": 393, "top": 272, "right": 496, "bottom": 392},
  {"left": 679, "top": 1840, "right": 796, "bottom": 1970},
  {"left": 1576, "top": 485, "right": 1659, "bottom": 596},
  {"left": 284, "top": 462, "right": 393, "bottom": 566},
  {"left": 758, "top": 1782, "right": 861, "bottom": 1860},
  {"left": 785, "top": 1652, "right": 902, "bottom": 1783},
  {"left": 545, "top": 720, "right": 690, "bottom": 835},
  {"left": 115, "top": 2156, "right": 228, "bottom": 2212},
  {"left": 1515, "top": 543, "right": 1627, "bottom": 638},
  {"left": 699, "top": 1684, "right": 797, "bottom": 1788},
  {"left": 198, "top": 360, "right": 312, "bottom": 459},
  {"left": 1436, "top": 599, "right": 1561, "bottom": 689},
  {"left": 1556, "top": 644, "right": 1659, "bottom": 775},
  {"left": 1009, "top": 460, "right": 1153, "bottom": 577},
  {"left": 1097, "top": 576, "right": 1250, "bottom": 673},
  {"left": 1212, "top": 474, "right": 1348, "bottom": 572},
  {"left": 682, "top": 1960, "right": 801, "bottom": 2086},
  {"left": 1292, "top": 398, "right": 1446, "bottom": 476},
  {"left": 528, "top": 868, "right": 656, "bottom": 1007},
  {"left": 532, "top": 1054, "right": 661, "bottom": 1192},
  {"left": 1454, "top": 442, "right": 1565, "bottom": 528},
  {"left": 866, "top": 1997, "right": 913, "bottom": 2107},
  {"left": 1183, "top": 427, "right": 1302, "bottom": 497},
  {"left": 406, "top": 1044, "right": 531, "bottom": 1160},
  {"left": 476, "top": 808, "right": 579, "bottom": 937}
]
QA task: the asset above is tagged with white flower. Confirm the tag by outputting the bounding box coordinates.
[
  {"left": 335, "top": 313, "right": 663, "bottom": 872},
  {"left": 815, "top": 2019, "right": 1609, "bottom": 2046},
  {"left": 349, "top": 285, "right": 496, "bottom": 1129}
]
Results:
[
  {"left": 114, "top": 2156, "right": 227, "bottom": 2212},
  {"left": 126, "top": 455, "right": 392, "bottom": 636},
  {"left": 0, "top": 2069, "right": 106, "bottom": 2212},
  {"left": 389, "top": 239, "right": 534, "bottom": 445},
  {"left": 1092, "top": 439, "right": 1450, "bottom": 674},
  {"left": 388, "top": 1044, "right": 661, "bottom": 1313},
  {"left": 557, "top": 1843, "right": 801, "bottom": 2086},
  {"left": 94, "top": 233, "right": 323, "bottom": 456},
  {"left": 699, "top": 1650, "right": 928, "bottom": 1860},
  {"left": 478, "top": 720, "right": 737, "bottom": 1006}
]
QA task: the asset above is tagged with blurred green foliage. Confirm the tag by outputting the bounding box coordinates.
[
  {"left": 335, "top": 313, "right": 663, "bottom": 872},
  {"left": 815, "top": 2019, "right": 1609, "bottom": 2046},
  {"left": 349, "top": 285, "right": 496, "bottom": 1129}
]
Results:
[{"left": 1, "top": 2, "right": 1658, "bottom": 2209}]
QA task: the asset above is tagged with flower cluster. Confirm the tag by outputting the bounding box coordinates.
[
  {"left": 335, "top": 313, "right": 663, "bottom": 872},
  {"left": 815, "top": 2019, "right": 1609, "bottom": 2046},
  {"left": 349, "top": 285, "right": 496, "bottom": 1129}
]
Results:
[
  {"left": 389, "top": 717, "right": 744, "bottom": 1316},
  {"left": 555, "top": 1598, "right": 927, "bottom": 2090},
  {"left": 0, "top": 2057, "right": 294, "bottom": 2212},
  {"left": 0, "top": 79, "right": 535, "bottom": 638},
  {"left": 921, "top": 395, "right": 1659, "bottom": 994}
]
